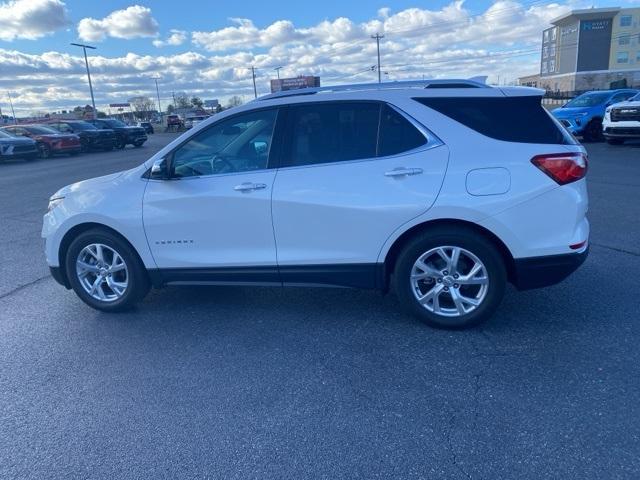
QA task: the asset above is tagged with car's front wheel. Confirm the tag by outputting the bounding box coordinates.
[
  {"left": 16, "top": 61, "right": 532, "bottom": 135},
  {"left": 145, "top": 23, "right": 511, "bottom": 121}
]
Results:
[
  {"left": 394, "top": 227, "right": 506, "bottom": 329},
  {"left": 65, "top": 229, "right": 150, "bottom": 312}
]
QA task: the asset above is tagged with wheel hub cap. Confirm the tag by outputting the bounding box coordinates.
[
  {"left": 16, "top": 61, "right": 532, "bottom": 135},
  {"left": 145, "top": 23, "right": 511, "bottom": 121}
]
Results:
[
  {"left": 410, "top": 246, "right": 489, "bottom": 318},
  {"left": 76, "top": 243, "right": 129, "bottom": 302}
]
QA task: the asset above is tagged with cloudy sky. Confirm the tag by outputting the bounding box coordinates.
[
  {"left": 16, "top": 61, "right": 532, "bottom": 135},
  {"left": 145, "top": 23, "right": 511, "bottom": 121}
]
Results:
[{"left": 0, "top": 0, "right": 629, "bottom": 114}]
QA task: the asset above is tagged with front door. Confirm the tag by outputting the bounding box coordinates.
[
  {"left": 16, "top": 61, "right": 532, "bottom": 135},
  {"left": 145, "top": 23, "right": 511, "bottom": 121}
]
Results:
[{"left": 143, "top": 108, "right": 281, "bottom": 278}]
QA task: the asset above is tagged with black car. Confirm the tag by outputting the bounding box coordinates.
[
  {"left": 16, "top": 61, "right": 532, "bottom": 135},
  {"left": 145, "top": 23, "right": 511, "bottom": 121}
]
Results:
[
  {"left": 44, "top": 120, "right": 116, "bottom": 152},
  {"left": 0, "top": 129, "right": 38, "bottom": 161},
  {"left": 137, "top": 121, "right": 154, "bottom": 134},
  {"left": 88, "top": 118, "right": 147, "bottom": 149}
]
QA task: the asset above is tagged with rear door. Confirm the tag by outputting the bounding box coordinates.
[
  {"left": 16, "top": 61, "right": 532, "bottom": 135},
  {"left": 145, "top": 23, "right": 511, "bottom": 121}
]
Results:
[{"left": 271, "top": 101, "right": 449, "bottom": 284}]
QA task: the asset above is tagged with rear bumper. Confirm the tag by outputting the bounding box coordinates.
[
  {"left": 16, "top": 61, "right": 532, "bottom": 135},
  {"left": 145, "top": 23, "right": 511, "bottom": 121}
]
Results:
[{"left": 512, "top": 247, "right": 588, "bottom": 290}]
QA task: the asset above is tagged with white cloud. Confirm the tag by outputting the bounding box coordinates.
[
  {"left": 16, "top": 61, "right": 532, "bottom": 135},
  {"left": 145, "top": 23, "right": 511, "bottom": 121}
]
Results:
[
  {"left": 153, "top": 29, "right": 187, "bottom": 48},
  {"left": 2, "top": 1, "right": 585, "bottom": 113},
  {"left": 0, "top": 0, "right": 69, "bottom": 41},
  {"left": 77, "top": 5, "right": 159, "bottom": 42}
]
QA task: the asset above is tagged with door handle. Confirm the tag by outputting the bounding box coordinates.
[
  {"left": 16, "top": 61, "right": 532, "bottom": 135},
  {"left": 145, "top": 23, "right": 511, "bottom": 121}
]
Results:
[
  {"left": 384, "top": 167, "right": 423, "bottom": 177},
  {"left": 233, "top": 182, "right": 267, "bottom": 192}
]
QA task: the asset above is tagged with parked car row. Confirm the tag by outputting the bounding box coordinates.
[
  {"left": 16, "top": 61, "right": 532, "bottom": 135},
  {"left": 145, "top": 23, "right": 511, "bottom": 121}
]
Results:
[
  {"left": 0, "top": 118, "right": 149, "bottom": 161},
  {"left": 551, "top": 89, "right": 640, "bottom": 144}
]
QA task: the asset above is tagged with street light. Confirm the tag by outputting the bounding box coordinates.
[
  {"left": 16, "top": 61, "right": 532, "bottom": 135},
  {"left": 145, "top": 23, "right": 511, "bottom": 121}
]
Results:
[
  {"left": 71, "top": 43, "right": 97, "bottom": 118},
  {"left": 151, "top": 76, "right": 162, "bottom": 122}
]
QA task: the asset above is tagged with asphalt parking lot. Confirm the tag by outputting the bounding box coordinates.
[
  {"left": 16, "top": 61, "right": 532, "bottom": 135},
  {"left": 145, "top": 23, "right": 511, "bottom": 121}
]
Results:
[{"left": 1, "top": 134, "right": 639, "bottom": 479}]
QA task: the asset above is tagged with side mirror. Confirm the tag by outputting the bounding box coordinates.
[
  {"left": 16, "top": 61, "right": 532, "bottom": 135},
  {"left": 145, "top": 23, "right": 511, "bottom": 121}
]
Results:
[{"left": 150, "top": 157, "right": 170, "bottom": 180}]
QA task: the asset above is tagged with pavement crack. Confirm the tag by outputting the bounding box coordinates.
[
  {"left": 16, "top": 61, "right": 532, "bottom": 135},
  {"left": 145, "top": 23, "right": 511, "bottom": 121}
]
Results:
[
  {"left": 590, "top": 242, "right": 640, "bottom": 257},
  {"left": 444, "top": 413, "right": 473, "bottom": 480},
  {"left": 0, "top": 275, "right": 50, "bottom": 301}
]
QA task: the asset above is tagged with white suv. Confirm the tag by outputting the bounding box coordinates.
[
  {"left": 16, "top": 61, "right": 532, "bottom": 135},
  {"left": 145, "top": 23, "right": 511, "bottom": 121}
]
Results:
[
  {"left": 603, "top": 92, "right": 640, "bottom": 144},
  {"left": 43, "top": 80, "right": 589, "bottom": 329}
]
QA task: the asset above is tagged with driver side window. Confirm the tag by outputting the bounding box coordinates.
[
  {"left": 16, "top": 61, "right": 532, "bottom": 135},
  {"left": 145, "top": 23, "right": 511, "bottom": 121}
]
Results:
[{"left": 172, "top": 109, "right": 278, "bottom": 178}]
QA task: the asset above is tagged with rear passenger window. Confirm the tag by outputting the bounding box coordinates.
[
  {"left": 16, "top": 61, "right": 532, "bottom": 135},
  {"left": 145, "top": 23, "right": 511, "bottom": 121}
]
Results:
[
  {"left": 414, "top": 96, "right": 575, "bottom": 145},
  {"left": 283, "top": 102, "right": 379, "bottom": 167},
  {"left": 378, "top": 105, "right": 427, "bottom": 156}
]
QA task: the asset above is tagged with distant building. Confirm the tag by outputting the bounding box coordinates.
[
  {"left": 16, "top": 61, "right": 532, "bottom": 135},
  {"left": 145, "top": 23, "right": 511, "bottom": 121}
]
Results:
[
  {"left": 270, "top": 76, "right": 320, "bottom": 93},
  {"left": 536, "top": 7, "right": 640, "bottom": 91}
]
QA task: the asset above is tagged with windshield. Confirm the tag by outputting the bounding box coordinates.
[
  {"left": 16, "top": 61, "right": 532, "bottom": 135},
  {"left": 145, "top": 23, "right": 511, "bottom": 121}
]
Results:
[
  {"left": 564, "top": 92, "right": 611, "bottom": 108},
  {"left": 26, "top": 125, "right": 59, "bottom": 134},
  {"left": 103, "top": 119, "right": 127, "bottom": 128},
  {"left": 0, "top": 130, "right": 13, "bottom": 138},
  {"left": 70, "top": 122, "right": 98, "bottom": 131},
  {"left": 630, "top": 92, "right": 640, "bottom": 102}
]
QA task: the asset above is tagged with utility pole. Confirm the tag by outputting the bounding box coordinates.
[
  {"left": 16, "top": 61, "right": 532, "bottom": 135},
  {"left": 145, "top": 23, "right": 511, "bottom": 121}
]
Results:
[
  {"left": 251, "top": 66, "right": 258, "bottom": 99},
  {"left": 274, "top": 66, "right": 283, "bottom": 79},
  {"left": 71, "top": 43, "right": 97, "bottom": 118},
  {"left": 371, "top": 33, "right": 384, "bottom": 83},
  {"left": 152, "top": 76, "right": 162, "bottom": 119},
  {"left": 7, "top": 92, "right": 17, "bottom": 124},
  {"left": 172, "top": 91, "right": 176, "bottom": 110}
]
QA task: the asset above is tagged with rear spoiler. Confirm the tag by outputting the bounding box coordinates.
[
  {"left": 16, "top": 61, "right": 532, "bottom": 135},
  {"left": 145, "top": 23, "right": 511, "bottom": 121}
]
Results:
[{"left": 499, "top": 86, "right": 545, "bottom": 97}]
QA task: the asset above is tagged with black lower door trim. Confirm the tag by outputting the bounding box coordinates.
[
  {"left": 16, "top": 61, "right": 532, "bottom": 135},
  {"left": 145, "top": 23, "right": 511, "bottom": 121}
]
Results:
[{"left": 151, "top": 263, "right": 382, "bottom": 289}]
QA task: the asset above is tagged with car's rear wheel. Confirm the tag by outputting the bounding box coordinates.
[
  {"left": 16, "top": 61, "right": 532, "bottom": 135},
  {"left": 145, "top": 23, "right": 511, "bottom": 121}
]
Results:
[
  {"left": 38, "top": 143, "right": 51, "bottom": 159},
  {"left": 65, "top": 229, "right": 150, "bottom": 312},
  {"left": 394, "top": 227, "right": 506, "bottom": 329}
]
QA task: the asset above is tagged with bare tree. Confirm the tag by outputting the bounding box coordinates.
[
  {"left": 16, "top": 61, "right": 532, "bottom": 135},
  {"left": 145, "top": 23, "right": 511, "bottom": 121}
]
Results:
[
  {"left": 129, "top": 96, "right": 156, "bottom": 119},
  {"left": 173, "top": 92, "right": 190, "bottom": 109},
  {"left": 226, "top": 95, "right": 243, "bottom": 108}
]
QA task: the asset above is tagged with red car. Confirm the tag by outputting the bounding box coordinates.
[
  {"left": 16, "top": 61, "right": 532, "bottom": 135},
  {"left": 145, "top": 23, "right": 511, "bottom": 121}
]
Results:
[{"left": 1, "top": 124, "right": 82, "bottom": 158}]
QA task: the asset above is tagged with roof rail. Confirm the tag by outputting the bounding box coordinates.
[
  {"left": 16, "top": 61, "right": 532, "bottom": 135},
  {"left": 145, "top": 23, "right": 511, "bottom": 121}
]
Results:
[{"left": 257, "top": 78, "right": 491, "bottom": 101}]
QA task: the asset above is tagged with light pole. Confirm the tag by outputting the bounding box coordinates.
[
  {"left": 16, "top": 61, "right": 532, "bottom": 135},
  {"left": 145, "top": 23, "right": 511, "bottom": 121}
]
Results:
[
  {"left": 151, "top": 76, "right": 162, "bottom": 121},
  {"left": 71, "top": 43, "right": 97, "bottom": 118},
  {"left": 7, "top": 92, "right": 17, "bottom": 124},
  {"left": 251, "top": 66, "right": 257, "bottom": 99},
  {"left": 274, "top": 66, "right": 283, "bottom": 79}
]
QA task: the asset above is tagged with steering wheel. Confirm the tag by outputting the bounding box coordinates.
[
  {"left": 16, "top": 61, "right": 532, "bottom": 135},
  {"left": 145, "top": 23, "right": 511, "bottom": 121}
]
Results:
[{"left": 211, "top": 154, "right": 236, "bottom": 174}]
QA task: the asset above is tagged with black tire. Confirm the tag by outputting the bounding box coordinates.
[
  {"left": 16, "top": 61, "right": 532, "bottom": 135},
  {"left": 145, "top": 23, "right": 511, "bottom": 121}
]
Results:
[
  {"left": 582, "top": 118, "right": 604, "bottom": 142},
  {"left": 394, "top": 226, "right": 507, "bottom": 329},
  {"left": 116, "top": 139, "right": 126, "bottom": 150},
  {"left": 65, "top": 229, "right": 150, "bottom": 312},
  {"left": 606, "top": 138, "right": 624, "bottom": 145},
  {"left": 38, "top": 143, "right": 52, "bottom": 159}
]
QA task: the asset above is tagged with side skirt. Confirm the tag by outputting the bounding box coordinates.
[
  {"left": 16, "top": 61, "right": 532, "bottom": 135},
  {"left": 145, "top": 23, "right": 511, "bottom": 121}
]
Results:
[{"left": 149, "top": 264, "right": 386, "bottom": 290}]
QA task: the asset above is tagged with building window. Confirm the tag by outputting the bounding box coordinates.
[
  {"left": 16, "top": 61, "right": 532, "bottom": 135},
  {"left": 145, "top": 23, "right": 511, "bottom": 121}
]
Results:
[
  {"left": 543, "top": 30, "right": 549, "bottom": 42},
  {"left": 620, "top": 15, "right": 632, "bottom": 27},
  {"left": 551, "top": 28, "right": 557, "bottom": 41},
  {"left": 617, "top": 51, "right": 629, "bottom": 64},
  {"left": 549, "top": 59, "right": 555, "bottom": 72},
  {"left": 543, "top": 46, "right": 548, "bottom": 58},
  {"left": 619, "top": 35, "right": 630, "bottom": 46},
  {"left": 541, "top": 62, "right": 548, "bottom": 74},
  {"left": 550, "top": 44, "right": 556, "bottom": 57}
]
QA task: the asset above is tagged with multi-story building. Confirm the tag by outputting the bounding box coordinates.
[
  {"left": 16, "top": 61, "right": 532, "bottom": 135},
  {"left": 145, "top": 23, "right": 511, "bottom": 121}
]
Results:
[{"left": 535, "top": 7, "right": 640, "bottom": 91}]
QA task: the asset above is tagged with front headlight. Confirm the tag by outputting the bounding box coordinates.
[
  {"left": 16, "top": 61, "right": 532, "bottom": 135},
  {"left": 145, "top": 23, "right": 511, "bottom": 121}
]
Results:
[{"left": 47, "top": 196, "right": 64, "bottom": 212}]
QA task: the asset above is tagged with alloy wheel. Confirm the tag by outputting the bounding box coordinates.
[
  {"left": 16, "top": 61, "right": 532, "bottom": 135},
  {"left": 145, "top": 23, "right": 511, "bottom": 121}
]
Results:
[
  {"left": 410, "top": 246, "right": 489, "bottom": 317},
  {"left": 76, "top": 243, "right": 129, "bottom": 302}
]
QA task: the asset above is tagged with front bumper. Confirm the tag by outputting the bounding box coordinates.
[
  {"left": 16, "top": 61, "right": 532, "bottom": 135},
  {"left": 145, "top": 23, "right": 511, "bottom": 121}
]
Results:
[
  {"left": 512, "top": 247, "right": 588, "bottom": 290},
  {"left": 556, "top": 118, "right": 585, "bottom": 135},
  {"left": 603, "top": 126, "right": 640, "bottom": 138}
]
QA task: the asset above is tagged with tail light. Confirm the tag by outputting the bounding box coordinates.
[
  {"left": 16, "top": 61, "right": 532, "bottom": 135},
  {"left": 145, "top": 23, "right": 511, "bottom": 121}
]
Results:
[{"left": 531, "top": 152, "right": 588, "bottom": 185}]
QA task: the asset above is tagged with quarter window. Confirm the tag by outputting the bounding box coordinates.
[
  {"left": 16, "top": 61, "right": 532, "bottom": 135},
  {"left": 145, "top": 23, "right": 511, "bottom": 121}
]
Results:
[
  {"left": 282, "top": 102, "right": 379, "bottom": 167},
  {"left": 378, "top": 105, "right": 427, "bottom": 157},
  {"left": 171, "top": 109, "right": 277, "bottom": 178}
]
